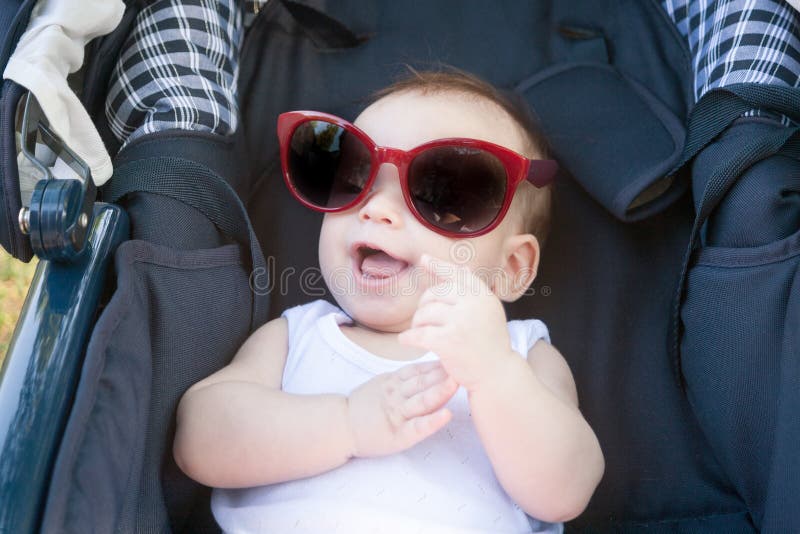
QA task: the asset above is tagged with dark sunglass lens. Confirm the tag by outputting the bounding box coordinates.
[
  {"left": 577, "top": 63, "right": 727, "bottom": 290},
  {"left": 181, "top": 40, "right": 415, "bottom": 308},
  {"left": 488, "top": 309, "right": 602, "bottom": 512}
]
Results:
[
  {"left": 288, "top": 121, "right": 372, "bottom": 209},
  {"left": 408, "top": 147, "right": 507, "bottom": 234}
]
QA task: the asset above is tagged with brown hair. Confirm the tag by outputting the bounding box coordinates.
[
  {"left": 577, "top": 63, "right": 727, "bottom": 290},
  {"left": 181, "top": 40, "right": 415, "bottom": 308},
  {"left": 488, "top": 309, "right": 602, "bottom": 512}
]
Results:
[{"left": 369, "top": 66, "right": 553, "bottom": 247}]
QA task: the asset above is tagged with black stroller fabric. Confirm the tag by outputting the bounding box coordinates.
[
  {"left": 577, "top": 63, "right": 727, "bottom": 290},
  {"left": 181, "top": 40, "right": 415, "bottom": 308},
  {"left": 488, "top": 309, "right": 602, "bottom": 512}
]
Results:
[
  {"left": 29, "top": 0, "right": 800, "bottom": 532},
  {"left": 239, "top": 1, "right": 725, "bottom": 531},
  {"left": 40, "top": 135, "right": 269, "bottom": 533},
  {"left": 672, "top": 84, "right": 800, "bottom": 532},
  {"left": 681, "top": 117, "right": 800, "bottom": 531},
  {"left": 0, "top": 0, "right": 37, "bottom": 262}
]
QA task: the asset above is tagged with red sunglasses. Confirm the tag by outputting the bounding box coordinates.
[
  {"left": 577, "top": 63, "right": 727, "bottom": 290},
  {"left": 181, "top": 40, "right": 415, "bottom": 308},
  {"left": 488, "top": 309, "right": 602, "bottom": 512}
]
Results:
[{"left": 277, "top": 110, "right": 557, "bottom": 238}]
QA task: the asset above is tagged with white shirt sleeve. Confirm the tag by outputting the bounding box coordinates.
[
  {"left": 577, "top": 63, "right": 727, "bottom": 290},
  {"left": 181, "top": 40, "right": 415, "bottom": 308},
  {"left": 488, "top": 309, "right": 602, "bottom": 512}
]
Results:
[{"left": 507, "top": 318, "right": 551, "bottom": 360}]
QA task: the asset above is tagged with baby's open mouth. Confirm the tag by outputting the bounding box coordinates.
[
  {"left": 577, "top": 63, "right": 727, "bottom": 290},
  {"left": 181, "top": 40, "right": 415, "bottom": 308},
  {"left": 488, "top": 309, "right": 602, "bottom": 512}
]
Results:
[{"left": 356, "top": 245, "right": 410, "bottom": 279}]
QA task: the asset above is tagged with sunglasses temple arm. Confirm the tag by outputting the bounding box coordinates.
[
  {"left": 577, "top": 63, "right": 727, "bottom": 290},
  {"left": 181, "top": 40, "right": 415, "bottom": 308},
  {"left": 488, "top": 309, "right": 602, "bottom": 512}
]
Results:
[{"left": 526, "top": 160, "right": 559, "bottom": 188}]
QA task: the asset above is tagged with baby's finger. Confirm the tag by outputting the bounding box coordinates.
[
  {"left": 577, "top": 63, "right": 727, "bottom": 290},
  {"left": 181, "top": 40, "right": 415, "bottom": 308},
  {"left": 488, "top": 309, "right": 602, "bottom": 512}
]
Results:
[
  {"left": 399, "top": 407, "right": 453, "bottom": 444},
  {"left": 399, "top": 365, "right": 447, "bottom": 397},
  {"left": 411, "top": 301, "right": 452, "bottom": 329},
  {"left": 424, "top": 254, "right": 487, "bottom": 293},
  {"left": 398, "top": 325, "right": 443, "bottom": 352},
  {"left": 417, "top": 285, "right": 459, "bottom": 307},
  {"left": 399, "top": 377, "right": 459, "bottom": 419},
  {"left": 394, "top": 360, "right": 442, "bottom": 380}
]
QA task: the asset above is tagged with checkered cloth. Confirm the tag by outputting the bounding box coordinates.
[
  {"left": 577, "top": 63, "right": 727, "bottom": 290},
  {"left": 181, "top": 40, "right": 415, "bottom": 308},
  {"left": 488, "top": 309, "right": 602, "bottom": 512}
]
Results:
[
  {"left": 662, "top": 0, "right": 800, "bottom": 125},
  {"left": 105, "top": 0, "right": 243, "bottom": 146},
  {"left": 105, "top": 0, "right": 800, "bottom": 146}
]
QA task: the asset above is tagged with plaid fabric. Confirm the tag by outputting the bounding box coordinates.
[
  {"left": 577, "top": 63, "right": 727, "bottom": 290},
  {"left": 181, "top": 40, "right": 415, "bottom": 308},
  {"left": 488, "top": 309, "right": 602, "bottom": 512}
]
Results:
[
  {"left": 105, "top": 0, "right": 243, "bottom": 146},
  {"left": 661, "top": 0, "right": 800, "bottom": 125},
  {"left": 105, "top": 0, "right": 799, "bottom": 144}
]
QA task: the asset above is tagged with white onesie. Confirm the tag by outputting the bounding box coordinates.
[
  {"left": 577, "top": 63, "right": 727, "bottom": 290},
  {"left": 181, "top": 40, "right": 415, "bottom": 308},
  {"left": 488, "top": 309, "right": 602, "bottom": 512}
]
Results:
[{"left": 212, "top": 299, "right": 562, "bottom": 534}]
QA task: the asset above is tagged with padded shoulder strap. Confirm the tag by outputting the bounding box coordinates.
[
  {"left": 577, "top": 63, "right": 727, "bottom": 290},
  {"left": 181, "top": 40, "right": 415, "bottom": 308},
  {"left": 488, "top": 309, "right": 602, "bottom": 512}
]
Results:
[
  {"left": 670, "top": 83, "right": 800, "bottom": 383},
  {"left": 671, "top": 83, "right": 800, "bottom": 175},
  {"left": 104, "top": 155, "right": 269, "bottom": 332}
]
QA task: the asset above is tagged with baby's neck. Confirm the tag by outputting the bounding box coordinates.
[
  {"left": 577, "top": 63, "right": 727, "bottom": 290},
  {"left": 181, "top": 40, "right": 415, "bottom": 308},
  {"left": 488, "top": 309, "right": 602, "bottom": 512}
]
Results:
[{"left": 338, "top": 322, "right": 429, "bottom": 361}]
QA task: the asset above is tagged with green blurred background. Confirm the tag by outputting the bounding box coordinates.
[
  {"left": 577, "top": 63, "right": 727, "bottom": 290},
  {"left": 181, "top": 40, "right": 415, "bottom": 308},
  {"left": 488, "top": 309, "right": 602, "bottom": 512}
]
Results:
[{"left": 0, "top": 249, "right": 37, "bottom": 363}]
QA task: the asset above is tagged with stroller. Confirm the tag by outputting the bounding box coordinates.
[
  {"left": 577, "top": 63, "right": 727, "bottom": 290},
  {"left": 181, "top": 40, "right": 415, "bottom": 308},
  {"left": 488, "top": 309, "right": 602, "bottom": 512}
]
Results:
[{"left": 1, "top": 0, "right": 799, "bottom": 531}]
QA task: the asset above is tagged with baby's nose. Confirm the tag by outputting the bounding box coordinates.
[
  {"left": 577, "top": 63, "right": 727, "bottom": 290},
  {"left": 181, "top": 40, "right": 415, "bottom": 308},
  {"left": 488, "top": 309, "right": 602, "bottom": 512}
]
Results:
[{"left": 357, "top": 165, "right": 405, "bottom": 227}]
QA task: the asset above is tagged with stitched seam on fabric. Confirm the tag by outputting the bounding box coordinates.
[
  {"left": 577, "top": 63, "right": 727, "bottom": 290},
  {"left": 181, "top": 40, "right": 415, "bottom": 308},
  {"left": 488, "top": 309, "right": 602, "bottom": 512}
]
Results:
[{"left": 124, "top": 240, "right": 244, "bottom": 269}]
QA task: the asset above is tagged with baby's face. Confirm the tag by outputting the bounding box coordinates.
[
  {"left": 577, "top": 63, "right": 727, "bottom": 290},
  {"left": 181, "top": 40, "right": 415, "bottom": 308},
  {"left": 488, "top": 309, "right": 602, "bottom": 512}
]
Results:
[{"left": 319, "top": 90, "right": 532, "bottom": 332}]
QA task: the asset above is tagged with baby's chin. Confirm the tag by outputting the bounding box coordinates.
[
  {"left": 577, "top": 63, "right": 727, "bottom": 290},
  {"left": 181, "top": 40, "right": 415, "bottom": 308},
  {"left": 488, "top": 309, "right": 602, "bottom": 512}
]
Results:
[{"left": 335, "top": 298, "right": 414, "bottom": 333}]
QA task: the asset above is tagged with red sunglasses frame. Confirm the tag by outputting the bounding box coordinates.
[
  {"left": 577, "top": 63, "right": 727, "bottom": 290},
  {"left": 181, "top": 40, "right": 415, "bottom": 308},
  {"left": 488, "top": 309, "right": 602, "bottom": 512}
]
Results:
[{"left": 277, "top": 110, "right": 558, "bottom": 238}]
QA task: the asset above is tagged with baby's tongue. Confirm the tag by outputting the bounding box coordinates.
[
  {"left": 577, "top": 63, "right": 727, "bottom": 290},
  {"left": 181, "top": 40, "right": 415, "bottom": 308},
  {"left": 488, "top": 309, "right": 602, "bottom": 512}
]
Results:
[{"left": 361, "top": 251, "right": 409, "bottom": 278}]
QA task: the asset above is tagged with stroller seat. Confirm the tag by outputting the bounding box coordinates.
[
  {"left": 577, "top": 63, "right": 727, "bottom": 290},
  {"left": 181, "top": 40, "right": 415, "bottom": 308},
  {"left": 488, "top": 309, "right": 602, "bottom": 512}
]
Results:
[{"left": 1, "top": 0, "right": 799, "bottom": 532}]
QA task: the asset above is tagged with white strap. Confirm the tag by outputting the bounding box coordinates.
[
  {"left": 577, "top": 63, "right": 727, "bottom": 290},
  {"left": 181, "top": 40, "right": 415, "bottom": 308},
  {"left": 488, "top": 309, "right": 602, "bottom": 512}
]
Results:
[{"left": 3, "top": 0, "right": 125, "bottom": 185}]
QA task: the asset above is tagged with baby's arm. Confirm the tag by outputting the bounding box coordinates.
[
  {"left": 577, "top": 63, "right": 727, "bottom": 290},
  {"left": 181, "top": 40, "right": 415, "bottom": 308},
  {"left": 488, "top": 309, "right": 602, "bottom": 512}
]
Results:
[
  {"left": 173, "top": 318, "right": 353, "bottom": 488},
  {"left": 173, "top": 317, "right": 457, "bottom": 489},
  {"left": 467, "top": 341, "right": 604, "bottom": 523}
]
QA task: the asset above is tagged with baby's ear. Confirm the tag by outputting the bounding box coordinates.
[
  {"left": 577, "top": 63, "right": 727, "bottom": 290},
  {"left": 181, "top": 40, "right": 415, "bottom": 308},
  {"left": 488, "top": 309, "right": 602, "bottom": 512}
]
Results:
[{"left": 492, "top": 233, "right": 540, "bottom": 302}]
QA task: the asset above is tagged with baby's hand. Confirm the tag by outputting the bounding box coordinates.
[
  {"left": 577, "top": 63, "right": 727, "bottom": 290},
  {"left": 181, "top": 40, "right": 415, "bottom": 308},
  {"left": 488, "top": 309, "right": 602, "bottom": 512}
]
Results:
[
  {"left": 398, "top": 254, "right": 513, "bottom": 393},
  {"left": 347, "top": 361, "right": 458, "bottom": 458}
]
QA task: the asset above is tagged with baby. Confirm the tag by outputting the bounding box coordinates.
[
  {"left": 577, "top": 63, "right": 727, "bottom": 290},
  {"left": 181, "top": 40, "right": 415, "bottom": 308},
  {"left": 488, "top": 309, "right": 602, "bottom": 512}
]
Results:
[{"left": 174, "top": 69, "right": 604, "bottom": 533}]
